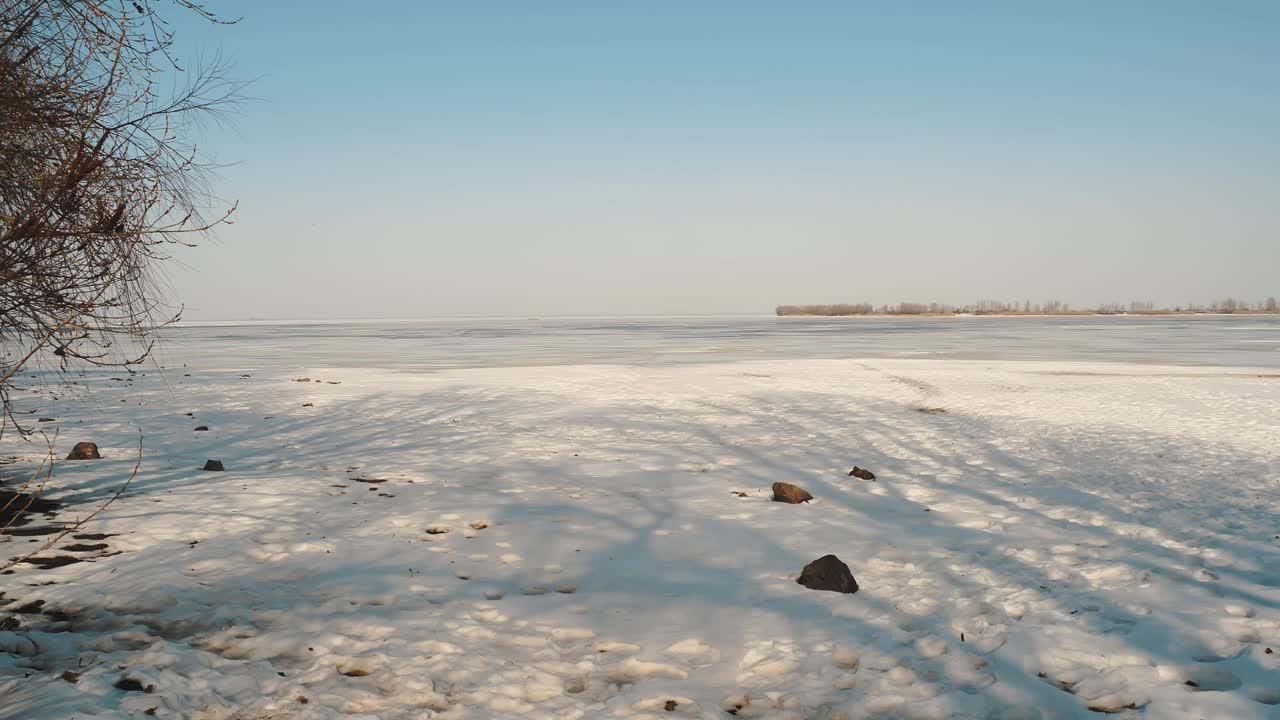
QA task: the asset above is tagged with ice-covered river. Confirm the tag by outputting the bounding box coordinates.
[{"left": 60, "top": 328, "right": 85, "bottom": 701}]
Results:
[{"left": 162, "top": 314, "right": 1280, "bottom": 371}]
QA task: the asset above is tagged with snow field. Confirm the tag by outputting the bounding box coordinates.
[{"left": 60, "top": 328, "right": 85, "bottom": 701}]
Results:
[{"left": 0, "top": 358, "right": 1277, "bottom": 718}]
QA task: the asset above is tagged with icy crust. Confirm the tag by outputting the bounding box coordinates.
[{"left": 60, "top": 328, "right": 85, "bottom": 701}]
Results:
[{"left": 0, "top": 358, "right": 1277, "bottom": 718}]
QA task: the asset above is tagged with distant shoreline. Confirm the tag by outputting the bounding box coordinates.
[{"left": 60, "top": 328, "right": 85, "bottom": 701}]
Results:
[
  {"left": 777, "top": 300, "right": 1279, "bottom": 317},
  {"left": 777, "top": 310, "right": 1280, "bottom": 317}
]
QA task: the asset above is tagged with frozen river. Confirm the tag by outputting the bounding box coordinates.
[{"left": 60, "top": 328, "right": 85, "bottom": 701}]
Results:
[{"left": 162, "top": 314, "right": 1280, "bottom": 372}]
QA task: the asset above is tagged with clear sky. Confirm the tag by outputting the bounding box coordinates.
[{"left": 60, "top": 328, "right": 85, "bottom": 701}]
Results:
[{"left": 168, "top": 1, "right": 1280, "bottom": 319}]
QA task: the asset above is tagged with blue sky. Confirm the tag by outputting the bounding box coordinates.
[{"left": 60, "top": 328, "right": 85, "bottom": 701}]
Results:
[{"left": 169, "top": 2, "right": 1280, "bottom": 318}]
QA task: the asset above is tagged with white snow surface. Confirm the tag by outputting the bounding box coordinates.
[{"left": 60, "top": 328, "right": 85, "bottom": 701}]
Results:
[{"left": 1, "top": 358, "right": 1279, "bottom": 719}]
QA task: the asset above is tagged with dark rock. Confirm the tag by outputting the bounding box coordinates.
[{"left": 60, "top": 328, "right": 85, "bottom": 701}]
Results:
[
  {"left": 0, "top": 617, "right": 18, "bottom": 631},
  {"left": 731, "top": 491, "right": 748, "bottom": 498},
  {"left": 797, "top": 554, "right": 859, "bottom": 594},
  {"left": 301, "top": 403, "right": 314, "bottom": 407},
  {"left": 294, "top": 378, "right": 311, "bottom": 382},
  {"left": 848, "top": 466, "right": 876, "bottom": 480},
  {"left": 193, "top": 426, "right": 209, "bottom": 432},
  {"left": 664, "top": 700, "right": 678, "bottom": 711},
  {"left": 65, "top": 442, "right": 101, "bottom": 460},
  {"left": 37, "top": 418, "right": 55, "bottom": 423},
  {"left": 771, "top": 482, "right": 813, "bottom": 504},
  {"left": 202, "top": 459, "right": 224, "bottom": 472},
  {"left": 60, "top": 670, "right": 80, "bottom": 683},
  {"left": 114, "top": 676, "right": 154, "bottom": 693}
]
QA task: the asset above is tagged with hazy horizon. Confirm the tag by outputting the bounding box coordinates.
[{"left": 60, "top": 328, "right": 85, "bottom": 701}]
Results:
[{"left": 168, "top": 2, "right": 1279, "bottom": 321}]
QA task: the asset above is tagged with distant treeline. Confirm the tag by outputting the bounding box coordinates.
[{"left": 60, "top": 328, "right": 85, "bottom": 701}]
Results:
[{"left": 776, "top": 297, "right": 1280, "bottom": 316}]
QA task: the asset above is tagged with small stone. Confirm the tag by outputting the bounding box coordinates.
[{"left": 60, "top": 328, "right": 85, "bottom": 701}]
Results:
[
  {"left": 797, "top": 554, "right": 859, "bottom": 594},
  {"left": 731, "top": 491, "right": 748, "bottom": 497},
  {"left": 65, "top": 442, "right": 100, "bottom": 460},
  {"left": 556, "top": 583, "right": 577, "bottom": 594},
  {"left": 294, "top": 378, "right": 311, "bottom": 382},
  {"left": 425, "top": 526, "right": 449, "bottom": 535},
  {"left": 301, "top": 403, "right": 314, "bottom": 407},
  {"left": 665, "top": 700, "right": 678, "bottom": 711},
  {"left": 771, "top": 481, "right": 813, "bottom": 504},
  {"left": 848, "top": 466, "right": 876, "bottom": 480},
  {"left": 37, "top": 418, "right": 55, "bottom": 423},
  {"left": 193, "top": 426, "right": 209, "bottom": 431},
  {"left": 114, "top": 677, "right": 153, "bottom": 693},
  {"left": 202, "top": 459, "right": 224, "bottom": 472}
]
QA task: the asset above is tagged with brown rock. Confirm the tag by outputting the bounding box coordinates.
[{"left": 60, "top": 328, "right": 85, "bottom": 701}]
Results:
[
  {"left": 202, "top": 459, "right": 224, "bottom": 472},
  {"left": 771, "top": 482, "right": 813, "bottom": 504},
  {"left": 848, "top": 466, "right": 876, "bottom": 480},
  {"left": 193, "top": 426, "right": 209, "bottom": 432},
  {"left": 797, "top": 554, "right": 859, "bottom": 594},
  {"left": 65, "top": 442, "right": 100, "bottom": 460}
]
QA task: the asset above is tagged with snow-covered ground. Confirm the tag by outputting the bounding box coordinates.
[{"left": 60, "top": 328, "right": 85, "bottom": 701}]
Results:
[{"left": 1, "top": 358, "right": 1278, "bottom": 719}]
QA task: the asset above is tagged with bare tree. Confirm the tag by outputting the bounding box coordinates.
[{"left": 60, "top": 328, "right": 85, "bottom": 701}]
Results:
[
  {"left": 1, "top": 1, "right": 240, "bottom": 435},
  {"left": 1, "top": 2, "right": 238, "bottom": 554}
]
